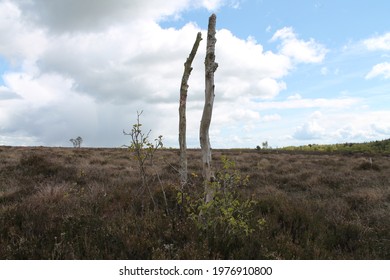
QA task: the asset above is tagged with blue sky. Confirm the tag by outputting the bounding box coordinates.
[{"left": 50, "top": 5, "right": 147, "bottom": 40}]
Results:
[
  {"left": 163, "top": 1, "right": 389, "bottom": 44},
  {"left": 0, "top": 0, "right": 389, "bottom": 148}
]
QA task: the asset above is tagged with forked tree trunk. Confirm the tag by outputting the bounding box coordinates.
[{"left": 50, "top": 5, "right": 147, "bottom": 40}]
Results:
[
  {"left": 200, "top": 14, "right": 218, "bottom": 203},
  {"left": 179, "top": 32, "right": 202, "bottom": 188}
]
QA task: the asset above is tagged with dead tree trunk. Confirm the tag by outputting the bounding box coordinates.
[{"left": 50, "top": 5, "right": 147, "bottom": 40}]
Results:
[
  {"left": 200, "top": 14, "right": 218, "bottom": 203},
  {"left": 179, "top": 32, "right": 202, "bottom": 188}
]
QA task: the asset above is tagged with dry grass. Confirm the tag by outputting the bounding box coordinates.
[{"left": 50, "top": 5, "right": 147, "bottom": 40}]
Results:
[{"left": 0, "top": 146, "right": 389, "bottom": 259}]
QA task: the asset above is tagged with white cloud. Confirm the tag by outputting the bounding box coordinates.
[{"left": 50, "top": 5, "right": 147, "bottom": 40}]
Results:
[
  {"left": 254, "top": 97, "right": 360, "bottom": 110},
  {"left": 271, "top": 27, "right": 328, "bottom": 63},
  {"left": 262, "top": 114, "right": 281, "bottom": 122},
  {"left": 0, "top": 71, "right": 102, "bottom": 145},
  {"left": 371, "top": 123, "right": 390, "bottom": 135},
  {"left": 206, "top": 28, "right": 293, "bottom": 102},
  {"left": 293, "top": 111, "right": 325, "bottom": 140},
  {"left": 0, "top": 85, "right": 20, "bottom": 100},
  {"left": 13, "top": 0, "right": 191, "bottom": 33},
  {"left": 310, "top": 111, "right": 323, "bottom": 119},
  {"left": 365, "top": 62, "right": 390, "bottom": 79},
  {"left": 364, "top": 32, "right": 390, "bottom": 51},
  {"left": 0, "top": 1, "right": 47, "bottom": 63},
  {"left": 0, "top": 134, "right": 41, "bottom": 146},
  {"left": 217, "top": 28, "right": 291, "bottom": 79},
  {"left": 201, "top": 0, "right": 224, "bottom": 10},
  {"left": 0, "top": 0, "right": 344, "bottom": 148},
  {"left": 4, "top": 72, "right": 75, "bottom": 106},
  {"left": 38, "top": 21, "right": 203, "bottom": 104},
  {"left": 255, "top": 78, "right": 286, "bottom": 99},
  {"left": 0, "top": 1, "right": 231, "bottom": 146},
  {"left": 291, "top": 110, "right": 390, "bottom": 143},
  {"left": 293, "top": 120, "right": 325, "bottom": 140},
  {"left": 287, "top": 93, "right": 302, "bottom": 100},
  {"left": 13, "top": 0, "right": 238, "bottom": 34},
  {"left": 336, "top": 112, "right": 390, "bottom": 140},
  {"left": 199, "top": 0, "right": 242, "bottom": 10},
  {"left": 363, "top": 32, "right": 390, "bottom": 87}
]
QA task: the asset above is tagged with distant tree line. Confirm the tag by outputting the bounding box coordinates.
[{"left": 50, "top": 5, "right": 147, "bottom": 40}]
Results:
[{"left": 279, "top": 139, "right": 390, "bottom": 153}]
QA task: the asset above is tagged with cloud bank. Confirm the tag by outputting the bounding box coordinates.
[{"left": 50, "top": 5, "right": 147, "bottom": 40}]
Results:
[{"left": 1, "top": 0, "right": 386, "bottom": 148}]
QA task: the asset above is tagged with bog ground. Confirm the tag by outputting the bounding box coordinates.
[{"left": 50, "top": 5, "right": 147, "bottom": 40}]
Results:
[{"left": 0, "top": 146, "right": 389, "bottom": 259}]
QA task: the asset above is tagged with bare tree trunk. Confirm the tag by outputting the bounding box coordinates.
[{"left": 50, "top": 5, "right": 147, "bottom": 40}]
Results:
[
  {"left": 179, "top": 32, "right": 202, "bottom": 188},
  {"left": 200, "top": 14, "right": 218, "bottom": 203}
]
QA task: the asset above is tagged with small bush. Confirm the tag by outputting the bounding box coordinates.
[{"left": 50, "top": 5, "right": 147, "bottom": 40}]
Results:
[{"left": 179, "top": 156, "right": 265, "bottom": 258}]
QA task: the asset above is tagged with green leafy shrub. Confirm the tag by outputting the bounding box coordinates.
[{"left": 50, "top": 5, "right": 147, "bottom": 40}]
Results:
[
  {"left": 123, "top": 111, "right": 164, "bottom": 210},
  {"left": 179, "top": 156, "right": 265, "bottom": 258},
  {"left": 123, "top": 111, "right": 163, "bottom": 186}
]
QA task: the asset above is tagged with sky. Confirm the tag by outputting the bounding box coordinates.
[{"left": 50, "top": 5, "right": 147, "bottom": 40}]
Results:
[{"left": 0, "top": 0, "right": 389, "bottom": 148}]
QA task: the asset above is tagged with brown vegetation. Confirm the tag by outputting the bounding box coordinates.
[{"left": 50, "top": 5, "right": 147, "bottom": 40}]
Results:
[{"left": 0, "top": 146, "right": 389, "bottom": 259}]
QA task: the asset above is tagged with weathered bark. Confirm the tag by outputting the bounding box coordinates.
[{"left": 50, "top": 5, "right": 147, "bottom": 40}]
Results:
[
  {"left": 200, "top": 14, "right": 218, "bottom": 203},
  {"left": 179, "top": 32, "right": 202, "bottom": 188}
]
